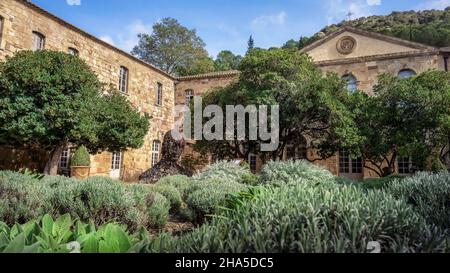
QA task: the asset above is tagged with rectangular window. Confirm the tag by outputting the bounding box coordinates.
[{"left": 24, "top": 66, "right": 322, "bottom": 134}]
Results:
[
  {"left": 111, "top": 152, "right": 122, "bottom": 171},
  {"left": 59, "top": 148, "right": 71, "bottom": 170},
  {"left": 185, "top": 89, "right": 194, "bottom": 104},
  {"left": 339, "top": 150, "right": 350, "bottom": 174},
  {"left": 119, "top": 66, "right": 129, "bottom": 93},
  {"left": 249, "top": 154, "right": 257, "bottom": 172},
  {"left": 157, "top": 83, "right": 163, "bottom": 106},
  {"left": 352, "top": 156, "right": 363, "bottom": 174},
  {"left": 340, "top": 150, "right": 363, "bottom": 174},
  {"left": 398, "top": 157, "right": 411, "bottom": 174},
  {"left": 0, "top": 17, "right": 4, "bottom": 47},
  {"left": 152, "top": 141, "right": 161, "bottom": 167},
  {"left": 32, "top": 31, "right": 45, "bottom": 51}
]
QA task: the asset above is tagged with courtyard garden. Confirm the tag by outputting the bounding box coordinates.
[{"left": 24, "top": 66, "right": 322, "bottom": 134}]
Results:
[{"left": 0, "top": 160, "right": 449, "bottom": 253}]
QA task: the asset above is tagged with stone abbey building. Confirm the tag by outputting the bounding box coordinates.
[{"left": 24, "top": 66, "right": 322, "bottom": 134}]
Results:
[{"left": 0, "top": 0, "right": 449, "bottom": 181}]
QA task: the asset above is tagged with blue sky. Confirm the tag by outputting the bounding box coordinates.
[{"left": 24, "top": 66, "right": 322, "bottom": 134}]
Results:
[{"left": 32, "top": 0, "right": 450, "bottom": 57}]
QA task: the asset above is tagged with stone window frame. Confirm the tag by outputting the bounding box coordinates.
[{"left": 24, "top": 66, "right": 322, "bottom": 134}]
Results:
[
  {"left": 0, "top": 16, "right": 4, "bottom": 49},
  {"left": 151, "top": 140, "right": 161, "bottom": 167},
  {"left": 156, "top": 82, "right": 163, "bottom": 106},
  {"left": 59, "top": 148, "right": 71, "bottom": 170},
  {"left": 398, "top": 69, "right": 417, "bottom": 79},
  {"left": 342, "top": 73, "right": 358, "bottom": 93},
  {"left": 397, "top": 156, "right": 412, "bottom": 174},
  {"left": 119, "top": 66, "right": 129, "bottom": 94},
  {"left": 339, "top": 150, "right": 363, "bottom": 174},
  {"left": 185, "top": 89, "right": 194, "bottom": 104},
  {"left": 32, "top": 31, "right": 46, "bottom": 51},
  {"left": 68, "top": 47, "right": 79, "bottom": 56},
  {"left": 111, "top": 151, "right": 122, "bottom": 171}
]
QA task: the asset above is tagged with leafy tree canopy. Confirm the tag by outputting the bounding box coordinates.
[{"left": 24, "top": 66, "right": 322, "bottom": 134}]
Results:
[
  {"left": 214, "top": 50, "right": 243, "bottom": 71},
  {"left": 0, "top": 50, "right": 150, "bottom": 175},
  {"left": 132, "top": 18, "right": 215, "bottom": 76},
  {"left": 326, "top": 70, "right": 450, "bottom": 177},
  {"left": 287, "top": 7, "right": 450, "bottom": 49},
  {"left": 195, "top": 48, "right": 361, "bottom": 161}
]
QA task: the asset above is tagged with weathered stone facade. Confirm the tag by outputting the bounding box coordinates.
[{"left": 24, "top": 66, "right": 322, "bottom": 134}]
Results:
[
  {"left": 0, "top": 1, "right": 448, "bottom": 181},
  {"left": 175, "top": 71, "right": 240, "bottom": 106},
  {"left": 0, "top": 0, "right": 176, "bottom": 182},
  {"left": 175, "top": 27, "right": 449, "bottom": 180}
]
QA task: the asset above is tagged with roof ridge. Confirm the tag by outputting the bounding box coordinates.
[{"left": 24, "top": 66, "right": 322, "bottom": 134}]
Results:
[
  {"left": 176, "top": 70, "right": 240, "bottom": 81},
  {"left": 19, "top": 0, "right": 175, "bottom": 80},
  {"left": 301, "top": 25, "right": 437, "bottom": 54}
]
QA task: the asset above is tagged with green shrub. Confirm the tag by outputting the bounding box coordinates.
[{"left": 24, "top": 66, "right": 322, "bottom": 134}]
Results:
[
  {"left": 158, "top": 183, "right": 433, "bottom": 253},
  {"left": 150, "top": 184, "right": 182, "bottom": 212},
  {"left": 241, "top": 173, "right": 259, "bottom": 186},
  {"left": 387, "top": 172, "right": 450, "bottom": 229},
  {"left": 156, "top": 175, "right": 194, "bottom": 199},
  {"left": 186, "top": 179, "right": 248, "bottom": 221},
  {"left": 0, "top": 171, "right": 50, "bottom": 226},
  {"left": 38, "top": 176, "right": 143, "bottom": 232},
  {"left": 259, "top": 160, "right": 335, "bottom": 187},
  {"left": 70, "top": 146, "right": 91, "bottom": 167},
  {"left": 196, "top": 161, "right": 252, "bottom": 183},
  {"left": 360, "top": 175, "right": 405, "bottom": 190},
  {"left": 128, "top": 185, "right": 170, "bottom": 229},
  {"left": 145, "top": 192, "right": 170, "bottom": 229},
  {"left": 178, "top": 202, "right": 196, "bottom": 223}
]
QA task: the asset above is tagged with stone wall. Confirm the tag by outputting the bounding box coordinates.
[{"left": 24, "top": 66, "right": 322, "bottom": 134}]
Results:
[
  {"left": 0, "top": 0, "right": 176, "bottom": 182},
  {"left": 318, "top": 53, "right": 443, "bottom": 94},
  {"left": 0, "top": 0, "right": 447, "bottom": 181},
  {"left": 175, "top": 71, "right": 240, "bottom": 105}
]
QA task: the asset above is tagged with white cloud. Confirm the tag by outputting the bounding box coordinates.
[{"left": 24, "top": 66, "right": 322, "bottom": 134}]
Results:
[
  {"left": 66, "top": 0, "right": 81, "bottom": 6},
  {"left": 416, "top": 0, "right": 450, "bottom": 10},
  {"left": 99, "top": 35, "right": 115, "bottom": 46},
  {"left": 325, "top": 0, "right": 380, "bottom": 24},
  {"left": 366, "top": 0, "right": 381, "bottom": 6},
  {"left": 99, "top": 20, "right": 153, "bottom": 52},
  {"left": 251, "top": 11, "right": 287, "bottom": 28}
]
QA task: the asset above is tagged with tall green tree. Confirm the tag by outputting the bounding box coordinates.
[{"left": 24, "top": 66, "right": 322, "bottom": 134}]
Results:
[
  {"left": 326, "top": 71, "right": 450, "bottom": 177},
  {"left": 132, "top": 17, "right": 215, "bottom": 76},
  {"left": 194, "top": 48, "right": 361, "bottom": 162},
  {"left": 214, "top": 50, "right": 243, "bottom": 71},
  {"left": 282, "top": 39, "right": 298, "bottom": 50},
  {"left": 247, "top": 35, "right": 255, "bottom": 53},
  {"left": 0, "top": 50, "right": 150, "bottom": 175}
]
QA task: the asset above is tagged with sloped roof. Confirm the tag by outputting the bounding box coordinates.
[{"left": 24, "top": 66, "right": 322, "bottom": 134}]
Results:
[
  {"left": 19, "top": 0, "right": 175, "bottom": 80},
  {"left": 301, "top": 26, "right": 437, "bottom": 54},
  {"left": 176, "top": 70, "right": 240, "bottom": 81}
]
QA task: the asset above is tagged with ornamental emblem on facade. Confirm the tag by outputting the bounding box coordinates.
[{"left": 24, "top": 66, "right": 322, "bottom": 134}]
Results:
[{"left": 337, "top": 36, "right": 357, "bottom": 55}]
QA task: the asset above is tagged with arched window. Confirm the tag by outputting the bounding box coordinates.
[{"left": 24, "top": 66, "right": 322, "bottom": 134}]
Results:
[
  {"left": 68, "top": 47, "right": 79, "bottom": 56},
  {"left": 342, "top": 74, "right": 358, "bottom": 92},
  {"left": 398, "top": 69, "right": 416, "bottom": 79},
  {"left": 32, "top": 31, "right": 45, "bottom": 51}
]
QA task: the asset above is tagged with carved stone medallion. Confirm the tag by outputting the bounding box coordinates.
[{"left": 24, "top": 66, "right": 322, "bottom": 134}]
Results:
[{"left": 337, "top": 36, "right": 356, "bottom": 55}]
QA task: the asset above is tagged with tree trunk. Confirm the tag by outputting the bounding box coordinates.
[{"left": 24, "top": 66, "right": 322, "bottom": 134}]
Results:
[{"left": 44, "top": 143, "right": 66, "bottom": 176}]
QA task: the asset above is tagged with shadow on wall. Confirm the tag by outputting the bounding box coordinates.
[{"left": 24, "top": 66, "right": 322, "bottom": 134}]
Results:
[{"left": 0, "top": 146, "right": 48, "bottom": 172}]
